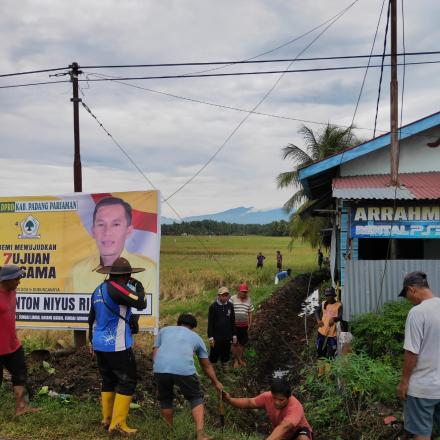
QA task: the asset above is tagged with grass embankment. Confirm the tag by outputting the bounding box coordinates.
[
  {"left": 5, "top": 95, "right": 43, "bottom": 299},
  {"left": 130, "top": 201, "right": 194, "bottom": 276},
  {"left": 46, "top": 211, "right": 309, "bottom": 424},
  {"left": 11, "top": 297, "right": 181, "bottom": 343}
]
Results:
[{"left": 1, "top": 235, "right": 317, "bottom": 440}]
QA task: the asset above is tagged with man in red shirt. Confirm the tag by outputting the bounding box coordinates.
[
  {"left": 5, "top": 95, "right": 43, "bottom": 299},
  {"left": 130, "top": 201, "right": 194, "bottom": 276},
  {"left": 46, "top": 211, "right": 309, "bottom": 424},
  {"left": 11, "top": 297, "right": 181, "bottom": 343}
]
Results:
[
  {"left": 223, "top": 378, "right": 312, "bottom": 439},
  {"left": 0, "top": 265, "right": 39, "bottom": 416}
]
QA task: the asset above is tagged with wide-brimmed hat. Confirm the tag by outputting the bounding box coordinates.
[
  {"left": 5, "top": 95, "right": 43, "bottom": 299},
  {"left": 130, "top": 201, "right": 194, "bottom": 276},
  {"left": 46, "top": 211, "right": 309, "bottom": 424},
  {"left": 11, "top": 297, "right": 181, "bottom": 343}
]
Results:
[
  {"left": 217, "top": 286, "right": 230, "bottom": 295},
  {"left": 96, "top": 257, "right": 145, "bottom": 275},
  {"left": 0, "top": 265, "right": 25, "bottom": 282},
  {"left": 399, "top": 271, "right": 429, "bottom": 297}
]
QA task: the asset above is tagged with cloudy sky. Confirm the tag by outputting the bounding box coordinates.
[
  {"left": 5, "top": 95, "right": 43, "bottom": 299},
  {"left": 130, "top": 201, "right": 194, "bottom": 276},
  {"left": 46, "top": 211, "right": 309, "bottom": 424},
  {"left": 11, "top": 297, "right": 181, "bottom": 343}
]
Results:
[{"left": 1, "top": 0, "right": 440, "bottom": 218}]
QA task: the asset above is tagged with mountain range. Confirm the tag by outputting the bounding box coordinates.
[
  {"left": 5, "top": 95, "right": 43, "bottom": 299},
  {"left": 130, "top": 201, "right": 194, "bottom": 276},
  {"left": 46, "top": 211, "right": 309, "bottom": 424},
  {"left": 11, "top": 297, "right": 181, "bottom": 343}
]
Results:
[{"left": 161, "top": 206, "right": 290, "bottom": 225}]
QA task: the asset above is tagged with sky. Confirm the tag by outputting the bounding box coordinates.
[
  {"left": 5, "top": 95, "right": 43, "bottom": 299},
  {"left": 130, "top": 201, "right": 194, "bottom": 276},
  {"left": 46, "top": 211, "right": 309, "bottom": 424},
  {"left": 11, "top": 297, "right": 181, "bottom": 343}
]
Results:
[{"left": 1, "top": 0, "right": 440, "bottom": 218}]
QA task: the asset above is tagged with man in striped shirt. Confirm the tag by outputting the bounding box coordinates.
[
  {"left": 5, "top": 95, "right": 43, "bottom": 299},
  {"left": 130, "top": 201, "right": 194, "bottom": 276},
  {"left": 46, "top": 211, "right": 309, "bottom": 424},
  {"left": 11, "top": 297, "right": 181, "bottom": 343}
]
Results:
[{"left": 231, "top": 283, "right": 254, "bottom": 368}]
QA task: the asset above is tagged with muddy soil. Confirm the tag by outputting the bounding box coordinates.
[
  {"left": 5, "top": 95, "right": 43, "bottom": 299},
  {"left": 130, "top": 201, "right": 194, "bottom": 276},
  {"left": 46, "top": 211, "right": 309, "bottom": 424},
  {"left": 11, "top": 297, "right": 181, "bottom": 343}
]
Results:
[
  {"left": 248, "top": 269, "right": 329, "bottom": 389},
  {"left": 25, "top": 347, "right": 154, "bottom": 401}
]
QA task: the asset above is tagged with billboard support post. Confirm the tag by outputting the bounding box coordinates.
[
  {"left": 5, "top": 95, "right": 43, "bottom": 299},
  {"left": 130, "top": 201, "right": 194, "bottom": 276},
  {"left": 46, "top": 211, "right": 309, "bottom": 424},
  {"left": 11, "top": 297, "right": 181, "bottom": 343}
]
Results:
[{"left": 70, "top": 62, "right": 86, "bottom": 348}]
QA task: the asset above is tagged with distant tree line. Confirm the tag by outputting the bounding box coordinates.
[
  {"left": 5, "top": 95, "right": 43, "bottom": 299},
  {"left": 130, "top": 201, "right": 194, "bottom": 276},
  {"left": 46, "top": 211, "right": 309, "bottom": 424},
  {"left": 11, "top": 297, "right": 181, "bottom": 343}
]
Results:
[{"left": 162, "top": 219, "right": 289, "bottom": 236}]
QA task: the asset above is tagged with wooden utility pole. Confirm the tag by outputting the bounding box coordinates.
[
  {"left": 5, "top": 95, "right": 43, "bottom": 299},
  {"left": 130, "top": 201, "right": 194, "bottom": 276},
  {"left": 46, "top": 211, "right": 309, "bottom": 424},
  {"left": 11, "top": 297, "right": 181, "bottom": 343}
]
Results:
[
  {"left": 390, "top": 0, "right": 399, "bottom": 186},
  {"left": 70, "top": 62, "right": 86, "bottom": 348}
]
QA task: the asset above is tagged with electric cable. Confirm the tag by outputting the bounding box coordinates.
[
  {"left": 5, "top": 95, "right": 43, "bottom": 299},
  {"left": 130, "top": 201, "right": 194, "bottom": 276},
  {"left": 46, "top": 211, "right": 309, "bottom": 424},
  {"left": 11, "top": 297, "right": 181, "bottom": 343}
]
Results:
[
  {"left": 349, "top": 0, "right": 387, "bottom": 131},
  {"left": 80, "top": 100, "right": 232, "bottom": 276},
  {"left": 375, "top": 0, "right": 406, "bottom": 313},
  {"left": 373, "top": 0, "right": 392, "bottom": 137},
  {"left": 3, "top": 59, "right": 440, "bottom": 90},
  {"left": 0, "top": 66, "right": 70, "bottom": 78},
  {"left": 163, "top": 1, "right": 363, "bottom": 203},
  {"left": 78, "top": 51, "right": 439, "bottom": 70}
]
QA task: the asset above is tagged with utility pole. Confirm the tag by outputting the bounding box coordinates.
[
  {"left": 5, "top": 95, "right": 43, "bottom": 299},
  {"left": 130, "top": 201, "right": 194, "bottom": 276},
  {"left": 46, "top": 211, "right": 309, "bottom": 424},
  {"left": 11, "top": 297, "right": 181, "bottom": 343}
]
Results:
[
  {"left": 69, "top": 62, "right": 86, "bottom": 348},
  {"left": 389, "top": 1, "right": 399, "bottom": 259},
  {"left": 389, "top": 0, "right": 399, "bottom": 187}
]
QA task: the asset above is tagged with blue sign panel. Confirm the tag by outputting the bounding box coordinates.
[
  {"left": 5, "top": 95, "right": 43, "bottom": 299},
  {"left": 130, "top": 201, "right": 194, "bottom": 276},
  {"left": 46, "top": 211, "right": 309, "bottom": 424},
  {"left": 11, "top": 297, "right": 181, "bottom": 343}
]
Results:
[{"left": 350, "top": 205, "right": 440, "bottom": 239}]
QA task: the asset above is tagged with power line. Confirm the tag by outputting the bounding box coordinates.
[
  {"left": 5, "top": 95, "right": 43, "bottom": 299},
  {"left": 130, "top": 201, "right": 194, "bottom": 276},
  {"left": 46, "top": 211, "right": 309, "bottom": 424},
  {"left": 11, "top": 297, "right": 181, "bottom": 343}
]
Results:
[
  {"left": 373, "top": 0, "right": 392, "bottom": 137},
  {"left": 80, "top": 100, "right": 232, "bottom": 276},
  {"left": 164, "top": 0, "right": 360, "bottom": 203},
  {"left": 84, "top": 70, "right": 440, "bottom": 144},
  {"left": 350, "top": 0, "right": 387, "bottom": 130},
  {"left": 179, "top": 0, "right": 362, "bottom": 76},
  {"left": 3, "top": 59, "right": 440, "bottom": 90},
  {"left": 78, "top": 51, "right": 440, "bottom": 70},
  {"left": 0, "top": 66, "right": 70, "bottom": 78},
  {"left": 375, "top": 0, "right": 407, "bottom": 313},
  {"left": 77, "top": 60, "right": 440, "bottom": 81},
  {"left": 0, "top": 79, "right": 70, "bottom": 89},
  {"left": 1, "top": 50, "right": 438, "bottom": 80}
]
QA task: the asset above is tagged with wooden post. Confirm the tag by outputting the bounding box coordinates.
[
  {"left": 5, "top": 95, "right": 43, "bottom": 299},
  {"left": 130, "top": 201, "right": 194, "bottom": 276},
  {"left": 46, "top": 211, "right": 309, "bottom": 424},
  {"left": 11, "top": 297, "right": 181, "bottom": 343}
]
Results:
[
  {"left": 70, "top": 62, "right": 87, "bottom": 348},
  {"left": 390, "top": 0, "right": 399, "bottom": 186}
]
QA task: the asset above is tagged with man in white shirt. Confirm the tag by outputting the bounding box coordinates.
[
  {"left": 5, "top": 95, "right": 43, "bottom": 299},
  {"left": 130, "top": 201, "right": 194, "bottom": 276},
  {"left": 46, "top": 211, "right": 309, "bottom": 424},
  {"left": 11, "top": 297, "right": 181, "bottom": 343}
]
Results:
[{"left": 397, "top": 271, "right": 440, "bottom": 440}]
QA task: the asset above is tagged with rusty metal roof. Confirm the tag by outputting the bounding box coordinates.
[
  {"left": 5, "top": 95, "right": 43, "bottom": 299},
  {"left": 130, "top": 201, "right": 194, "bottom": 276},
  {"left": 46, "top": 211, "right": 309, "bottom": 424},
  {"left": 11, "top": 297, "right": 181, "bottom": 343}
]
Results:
[{"left": 333, "top": 172, "right": 440, "bottom": 200}]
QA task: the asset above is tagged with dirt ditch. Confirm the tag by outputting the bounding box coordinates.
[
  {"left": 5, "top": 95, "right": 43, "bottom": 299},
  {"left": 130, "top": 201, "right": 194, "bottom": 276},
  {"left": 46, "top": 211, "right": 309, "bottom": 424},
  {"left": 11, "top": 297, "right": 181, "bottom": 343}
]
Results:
[
  {"left": 248, "top": 269, "right": 329, "bottom": 388},
  {"left": 25, "top": 347, "right": 155, "bottom": 402}
]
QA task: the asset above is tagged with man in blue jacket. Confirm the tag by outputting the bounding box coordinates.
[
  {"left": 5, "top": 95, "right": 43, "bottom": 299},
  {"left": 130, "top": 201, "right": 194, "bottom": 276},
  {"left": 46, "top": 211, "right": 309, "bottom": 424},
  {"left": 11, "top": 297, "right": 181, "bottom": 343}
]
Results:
[{"left": 88, "top": 257, "right": 146, "bottom": 435}]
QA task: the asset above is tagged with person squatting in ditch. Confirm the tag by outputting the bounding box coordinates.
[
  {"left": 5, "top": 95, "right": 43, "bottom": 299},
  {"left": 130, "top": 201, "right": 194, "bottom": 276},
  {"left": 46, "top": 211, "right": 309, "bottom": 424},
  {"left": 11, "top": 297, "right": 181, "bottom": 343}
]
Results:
[
  {"left": 223, "top": 378, "right": 313, "bottom": 439},
  {"left": 88, "top": 257, "right": 146, "bottom": 435},
  {"left": 314, "top": 287, "right": 342, "bottom": 359}
]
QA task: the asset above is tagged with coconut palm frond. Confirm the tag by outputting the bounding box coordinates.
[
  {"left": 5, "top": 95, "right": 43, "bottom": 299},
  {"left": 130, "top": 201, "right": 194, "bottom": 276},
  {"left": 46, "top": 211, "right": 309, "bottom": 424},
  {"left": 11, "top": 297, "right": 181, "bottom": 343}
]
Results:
[
  {"left": 282, "top": 189, "right": 307, "bottom": 213},
  {"left": 276, "top": 170, "right": 300, "bottom": 189},
  {"left": 299, "top": 125, "right": 320, "bottom": 159},
  {"left": 281, "top": 144, "right": 313, "bottom": 167}
]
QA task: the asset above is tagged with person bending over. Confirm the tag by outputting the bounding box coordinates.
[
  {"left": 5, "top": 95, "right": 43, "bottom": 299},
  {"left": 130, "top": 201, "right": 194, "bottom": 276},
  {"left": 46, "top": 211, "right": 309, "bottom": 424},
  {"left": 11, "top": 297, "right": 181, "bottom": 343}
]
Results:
[{"left": 224, "top": 378, "right": 312, "bottom": 439}]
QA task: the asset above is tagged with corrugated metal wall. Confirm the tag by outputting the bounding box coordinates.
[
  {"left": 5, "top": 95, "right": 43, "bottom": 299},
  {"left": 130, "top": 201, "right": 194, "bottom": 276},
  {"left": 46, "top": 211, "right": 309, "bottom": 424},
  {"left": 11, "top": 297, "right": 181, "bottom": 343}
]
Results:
[{"left": 344, "top": 260, "right": 440, "bottom": 320}]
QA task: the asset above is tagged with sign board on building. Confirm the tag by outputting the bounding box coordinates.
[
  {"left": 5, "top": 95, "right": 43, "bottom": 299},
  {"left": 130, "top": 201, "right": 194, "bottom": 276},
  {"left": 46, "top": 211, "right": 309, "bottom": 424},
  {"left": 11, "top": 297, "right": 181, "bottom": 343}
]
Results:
[
  {"left": 350, "top": 205, "right": 440, "bottom": 239},
  {"left": 0, "top": 191, "right": 160, "bottom": 331}
]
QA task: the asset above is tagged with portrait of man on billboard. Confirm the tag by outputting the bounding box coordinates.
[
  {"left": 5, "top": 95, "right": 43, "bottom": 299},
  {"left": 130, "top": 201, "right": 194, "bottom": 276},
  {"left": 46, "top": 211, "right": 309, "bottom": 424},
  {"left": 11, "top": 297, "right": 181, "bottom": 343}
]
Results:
[{"left": 65, "top": 196, "right": 156, "bottom": 295}]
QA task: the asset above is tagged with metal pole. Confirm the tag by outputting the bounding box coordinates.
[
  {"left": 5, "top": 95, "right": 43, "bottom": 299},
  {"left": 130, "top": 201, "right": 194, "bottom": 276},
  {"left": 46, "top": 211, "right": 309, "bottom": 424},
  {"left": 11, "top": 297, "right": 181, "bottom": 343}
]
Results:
[
  {"left": 390, "top": 0, "right": 399, "bottom": 186},
  {"left": 70, "top": 62, "right": 86, "bottom": 348}
]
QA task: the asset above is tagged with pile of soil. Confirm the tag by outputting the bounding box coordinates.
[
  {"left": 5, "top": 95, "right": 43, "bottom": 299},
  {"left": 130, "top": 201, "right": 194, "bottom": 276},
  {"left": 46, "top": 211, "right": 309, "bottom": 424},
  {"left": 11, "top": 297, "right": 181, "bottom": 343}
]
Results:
[
  {"left": 25, "top": 347, "right": 155, "bottom": 401},
  {"left": 248, "top": 269, "right": 329, "bottom": 388}
]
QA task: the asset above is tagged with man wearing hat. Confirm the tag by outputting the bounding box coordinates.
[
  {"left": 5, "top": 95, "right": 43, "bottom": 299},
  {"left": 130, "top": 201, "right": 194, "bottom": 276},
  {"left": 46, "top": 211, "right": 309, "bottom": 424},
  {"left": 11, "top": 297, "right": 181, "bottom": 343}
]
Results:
[
  {"left": 0, "top": 265, "right": 39, "bottom": 416},
  {"left": 88, "top": 257, "right": 146, "bottom": 435},
  {"left": 231, "top": 283, "right": 254, "bottom": 368},
  {"left": 397, "top": 271, "right": 440, "bottom": 440},
  {"left": 153, "top": 313, "right": 223, "bottom": 440},
  {"left": 314, "top": 287, "right": 342, "bottom": 358},
  {"left": 207, "top": 286, "right": 237, "bottom": 372}
]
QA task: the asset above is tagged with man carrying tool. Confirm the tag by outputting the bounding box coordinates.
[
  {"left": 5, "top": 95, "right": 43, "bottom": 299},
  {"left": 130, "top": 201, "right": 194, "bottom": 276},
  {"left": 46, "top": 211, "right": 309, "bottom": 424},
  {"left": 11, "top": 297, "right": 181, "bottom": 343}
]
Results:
[
  {"left": 231, "top": 283, "right": 254, "bottom": 368},
  {"left": 0, "top": 265, "right": 39, "bottom": 416},
  {"left": 153, "top": 313, "right": 223, "bottom": 440},
  {"left": 397, "top": 271, "right": 440, "bottom": 440},
  {"left": 207, "top": 286, "right": 237, "bottom": 372},
  {"left": 314, "top": 287, "right": 342, "bottom": 358},
  {"left": 88, "top": 257, "right": 146, "bottom": 435},
  {"left": 223, "top": 378, "right": 313, "bottom": 439}
]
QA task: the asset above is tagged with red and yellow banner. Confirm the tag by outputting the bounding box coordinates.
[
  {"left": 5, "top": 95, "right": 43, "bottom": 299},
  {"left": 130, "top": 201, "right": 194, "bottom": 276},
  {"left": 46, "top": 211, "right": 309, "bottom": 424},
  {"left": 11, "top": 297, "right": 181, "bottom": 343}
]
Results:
[{"left": 0, "top": 191, "right": 160, "bottom": 331}]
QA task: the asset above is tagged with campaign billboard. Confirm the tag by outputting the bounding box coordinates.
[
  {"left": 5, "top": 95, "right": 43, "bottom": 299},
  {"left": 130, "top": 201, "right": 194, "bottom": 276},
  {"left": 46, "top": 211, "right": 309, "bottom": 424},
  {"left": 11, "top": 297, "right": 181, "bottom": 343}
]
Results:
[
  {"left": 350, "top": 205, "right": 440, "bottom": 239},
  {"left": 0, "top": 191, "right": 160, "bottom": 331}
]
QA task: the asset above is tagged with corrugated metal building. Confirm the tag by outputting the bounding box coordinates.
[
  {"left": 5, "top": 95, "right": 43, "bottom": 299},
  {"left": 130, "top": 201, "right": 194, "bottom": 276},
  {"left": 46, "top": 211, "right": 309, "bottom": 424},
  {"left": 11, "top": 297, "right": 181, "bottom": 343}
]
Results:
[{"left": 298, "top": 110, "right": 440, "bottom": 320}]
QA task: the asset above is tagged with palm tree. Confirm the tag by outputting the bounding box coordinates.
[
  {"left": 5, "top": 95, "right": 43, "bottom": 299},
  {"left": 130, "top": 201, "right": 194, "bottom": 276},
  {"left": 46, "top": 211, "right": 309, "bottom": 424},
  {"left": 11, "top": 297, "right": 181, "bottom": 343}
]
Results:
[
  {"left": 277, "top": 123, "right": 358, "bottom": 247},
  {"left": 277, "top": 124, "right": 355, "bottom": 212}
]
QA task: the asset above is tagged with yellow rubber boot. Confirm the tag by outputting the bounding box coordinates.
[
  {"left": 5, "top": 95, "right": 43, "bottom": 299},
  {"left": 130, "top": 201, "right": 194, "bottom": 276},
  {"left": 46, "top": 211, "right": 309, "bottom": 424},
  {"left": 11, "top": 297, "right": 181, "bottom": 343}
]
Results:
[
  {"left": 101, "top": 392, "right": 115, "bottom": 429},
  {"left": 108, "top": 393, "right": 137, "bottom": 435}
]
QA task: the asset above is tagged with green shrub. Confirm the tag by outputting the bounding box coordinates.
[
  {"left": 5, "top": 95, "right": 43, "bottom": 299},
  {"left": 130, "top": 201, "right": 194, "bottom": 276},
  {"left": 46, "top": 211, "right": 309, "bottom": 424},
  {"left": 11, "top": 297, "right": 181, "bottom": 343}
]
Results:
[
  {"left": 299, "top": 353, "right": 399, "bottom": 436},
  {"left": 351, "top": 300, "right": 411, "bottom": 365}
]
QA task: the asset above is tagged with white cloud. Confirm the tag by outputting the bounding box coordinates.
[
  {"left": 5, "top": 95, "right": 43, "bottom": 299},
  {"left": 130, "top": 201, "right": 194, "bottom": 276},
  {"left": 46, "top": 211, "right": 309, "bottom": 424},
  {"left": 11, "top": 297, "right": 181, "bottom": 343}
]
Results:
[{"left": 1, "top": 0, "right": 440, "bottom": 217}]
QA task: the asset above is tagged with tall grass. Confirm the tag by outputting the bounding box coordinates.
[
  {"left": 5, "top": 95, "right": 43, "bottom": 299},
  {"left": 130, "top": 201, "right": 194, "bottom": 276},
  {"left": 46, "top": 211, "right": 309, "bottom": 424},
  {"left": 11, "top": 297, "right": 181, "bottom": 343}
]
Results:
[{"left": 160, "top": 235, "right": 316, "bottom": 300}]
